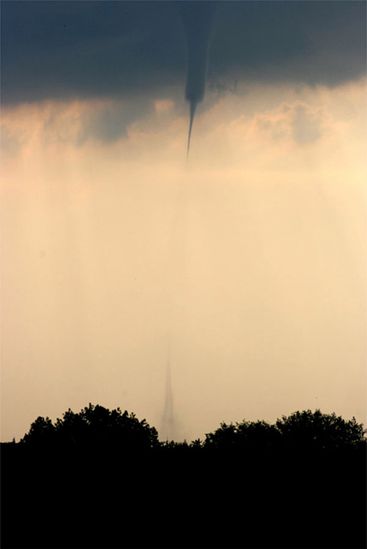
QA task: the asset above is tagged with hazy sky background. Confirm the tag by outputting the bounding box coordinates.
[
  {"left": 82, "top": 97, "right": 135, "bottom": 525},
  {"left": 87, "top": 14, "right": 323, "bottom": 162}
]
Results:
[{"left": 1, "top": 1, "right": 366, "bottom": 441}]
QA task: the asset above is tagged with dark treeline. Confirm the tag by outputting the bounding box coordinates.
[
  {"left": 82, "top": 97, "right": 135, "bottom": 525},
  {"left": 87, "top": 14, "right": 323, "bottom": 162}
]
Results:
[{"left": 2, "top": 405, "right": 366, "bottom": 549}]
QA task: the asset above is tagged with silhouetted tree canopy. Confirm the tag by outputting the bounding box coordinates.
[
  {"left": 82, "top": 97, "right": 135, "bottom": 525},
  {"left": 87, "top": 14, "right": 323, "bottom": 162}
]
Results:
[
  {"left": 19, "top": 406, "right": 365, "bottom": 453},
  {"left": 203, "top": 410, "right": 365, "bottom": 453},
  {"left": 3, "top": 406, "right": 366, "bottom": 549},
  {"left": 19, "top": 416, "right": 55, "bottom": 446},
  {"left": 204, "top": 420, "right": 281, "bottom": 451},
  {"left": 20, "top": 403, "right": 159, "bottom": 450},
  {"left": 275, "top": 409, "right": 365, "bottom": 450}
]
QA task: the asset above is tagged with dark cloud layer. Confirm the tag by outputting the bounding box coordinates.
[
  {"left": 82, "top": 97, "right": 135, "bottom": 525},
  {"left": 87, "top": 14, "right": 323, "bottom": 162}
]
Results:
[{"left": 1, "top": 0, "right": 365, "bottom": 106}]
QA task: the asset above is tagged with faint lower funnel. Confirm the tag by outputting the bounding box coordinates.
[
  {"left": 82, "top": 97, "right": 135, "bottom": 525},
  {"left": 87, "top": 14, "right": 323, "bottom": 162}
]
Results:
[{"left": 160, "top": 360, "right": 176, "bottom": 442}]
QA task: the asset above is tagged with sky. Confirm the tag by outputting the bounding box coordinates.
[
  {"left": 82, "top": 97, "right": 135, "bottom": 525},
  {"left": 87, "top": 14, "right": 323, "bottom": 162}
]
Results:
[{"left": 1, "top": 1, "right": 366, "bottom": 442}]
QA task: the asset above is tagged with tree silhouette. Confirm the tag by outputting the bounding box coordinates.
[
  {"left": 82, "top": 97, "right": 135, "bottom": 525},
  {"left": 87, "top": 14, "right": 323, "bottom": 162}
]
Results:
[
  {"left": 202, "top": 410, "right": 365, "bottom": 453},
  {"left": 3, "top": 406, "right": 366, "bottom": 549},
  {"left": 20, "top": 403, "right": 159, "bottom": 451},
  {"left": 20, "top": 416, "right": 56, "bottom": 446},
  {"left": 204, "top": 419, "right": 281, "bottom": 452},
  {"left": 275, "top": 409, "right": 365, "bottom": 451}
]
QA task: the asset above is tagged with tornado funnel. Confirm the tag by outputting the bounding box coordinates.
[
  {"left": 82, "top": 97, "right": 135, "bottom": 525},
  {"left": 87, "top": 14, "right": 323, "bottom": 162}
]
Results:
[
  {"left": 186, "top": 100, "right": 197, "bottom": 157},
  {"left": 179, "top": 2, "right": 216, "bottom": 156}
]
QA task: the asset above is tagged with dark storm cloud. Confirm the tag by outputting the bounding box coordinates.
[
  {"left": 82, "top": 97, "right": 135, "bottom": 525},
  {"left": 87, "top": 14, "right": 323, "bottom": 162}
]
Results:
[
  {"left": 1, "top": 1, "right": 185, "bottom": 104},
  {"left": 211, "top": 1, "right": 366, "bottom": 87},
  {"left": 1, "top": 0, "right": 365, "bottom": 106}
]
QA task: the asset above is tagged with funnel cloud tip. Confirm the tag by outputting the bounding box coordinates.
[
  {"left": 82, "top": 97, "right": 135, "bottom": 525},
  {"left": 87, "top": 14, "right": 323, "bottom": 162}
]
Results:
[{"left": 186, "top": 100, "right": 197, "bottom": 159}]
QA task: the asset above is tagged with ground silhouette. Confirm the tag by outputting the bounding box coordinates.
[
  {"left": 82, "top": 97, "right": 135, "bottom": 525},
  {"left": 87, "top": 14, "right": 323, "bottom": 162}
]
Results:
[{"left": 2, "top": 406, "right": 366, "bottom": 549}]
